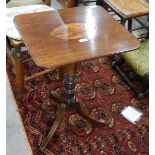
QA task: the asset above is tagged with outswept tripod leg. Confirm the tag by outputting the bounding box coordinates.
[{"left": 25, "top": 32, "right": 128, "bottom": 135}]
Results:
[
  {"left": 73, "top": 102, "right": 109, "bottom": 126},
  {"left": 40, "top": 103, "right": 66, "bottom": 151}
]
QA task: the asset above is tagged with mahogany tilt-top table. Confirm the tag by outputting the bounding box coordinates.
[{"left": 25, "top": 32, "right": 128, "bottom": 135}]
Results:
[{"left": 14, "top": 6, "right": 140, "bottom": 151}]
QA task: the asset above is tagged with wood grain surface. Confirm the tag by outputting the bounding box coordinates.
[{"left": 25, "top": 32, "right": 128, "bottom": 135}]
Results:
[
  {"left": 104, "top": 0, "right": 149, "bottom": 18},
  {"left": 14, "top": 6, "right": 140, "bottom": 68}
]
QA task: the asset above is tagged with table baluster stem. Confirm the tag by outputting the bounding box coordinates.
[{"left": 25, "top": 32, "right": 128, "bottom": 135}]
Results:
[{"left": 40, "top": 64, "right": 77, "bottom": 151}]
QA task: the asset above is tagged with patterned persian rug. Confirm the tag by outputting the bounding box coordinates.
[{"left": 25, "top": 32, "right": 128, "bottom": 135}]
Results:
[{"left": 7, "top": 52, "right": 149, "bottom": 155}]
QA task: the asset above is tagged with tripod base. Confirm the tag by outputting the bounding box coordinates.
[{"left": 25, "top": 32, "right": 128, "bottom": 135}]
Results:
[{"left": 40, "top": 64, "right": 111, "bottom": 151}]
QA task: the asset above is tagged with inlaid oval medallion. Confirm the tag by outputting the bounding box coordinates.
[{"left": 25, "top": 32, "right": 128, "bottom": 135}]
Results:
[{"left": 50, "top": 23, "right": 97, "bottom": 40}]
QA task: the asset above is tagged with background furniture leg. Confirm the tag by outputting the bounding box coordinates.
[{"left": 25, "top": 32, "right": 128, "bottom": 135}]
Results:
[
  {"left": 67, "top": 0, "right": 74, "bottom": 7},
  {"left": 142, "top": 73, "right": 149, "bottom": 96},
  {"left": 74, "top": 0, "right": 79, "bottom": 7},
  {"left": 112, "top": 60, "right": 144, "bottom": 99},
  {"left": 44, "top": 0, "right": 51, "bottom": 6},
  {"left": 121, "top": 18, "right": 126, "bottom": 26},
  {"left": 128, "top": 18, "right": 132, "bottom": 31},
  {"left": 96, "top": 0, "right": 108, "bottom": 10},
  {"left": 14, "top": 48, "right": 24, "bottom": 98}
]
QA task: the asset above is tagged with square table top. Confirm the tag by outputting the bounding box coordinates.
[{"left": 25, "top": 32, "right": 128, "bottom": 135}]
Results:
[
  {"left": 104, "top": 0, "right": 149, "bottom": 19},
  {"left": 14, "top": 6, "right": 140, "bottom": 68}
]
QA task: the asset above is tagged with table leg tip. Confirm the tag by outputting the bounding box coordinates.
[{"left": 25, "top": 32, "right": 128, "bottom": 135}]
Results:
[{"left": 39, "top": 144, "right": 46, "bottom": 151}]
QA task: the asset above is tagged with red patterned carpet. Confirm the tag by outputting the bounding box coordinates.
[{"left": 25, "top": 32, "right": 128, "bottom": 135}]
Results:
[{"left": 7, "top": 53, "right": 149, "bottom": 155}]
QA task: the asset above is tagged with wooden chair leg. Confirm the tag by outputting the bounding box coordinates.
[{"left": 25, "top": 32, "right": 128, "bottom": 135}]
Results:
[
  {"left": 44, "top": 0, "right": 51, "bottom": 6},
  {"left": 14, "top": 48, "right": 24, "bottom": 98},
  {"left": 121, "top": 18, "right": 126, "bottom": 26},
  {"left": 96, "top": 0, "right": 108, "bottom": 10},
  {"left": 128, "top": 18, "right": 132, "bottom": 31},
  {"left": 142, "top": 73, "right": 149, "bottom": 96},
  {"left": 74, "top": 0, "right": 79, "bottom": 7},
  {"left": 67, "top": 0, "right": 74, "bottom": 7}
]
